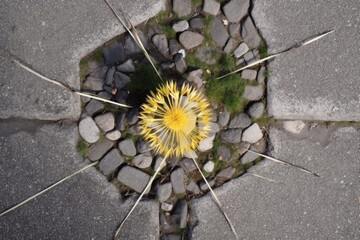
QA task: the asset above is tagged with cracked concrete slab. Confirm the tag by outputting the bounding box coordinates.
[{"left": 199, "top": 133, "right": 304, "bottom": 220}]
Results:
[
  {"left": 189, "top": 126, "right": 360, "bottom": 239},
  {"left": 0, "top": 121, "right": 159, "bottom": 239},
  {"left": 0, "top": 0, "right": 165, "bottom": 120},
  {"left": 252, "top": 0, "right": 360, "bottom": 121}
]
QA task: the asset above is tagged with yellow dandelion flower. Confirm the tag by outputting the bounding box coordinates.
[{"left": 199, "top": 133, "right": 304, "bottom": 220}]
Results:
[{"left": 139, "top": 81, "right": 212, "bottom": 157}]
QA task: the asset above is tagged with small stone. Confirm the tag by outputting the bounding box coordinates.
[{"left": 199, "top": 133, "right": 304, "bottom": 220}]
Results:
[
  {"left": 102, "top": 43, "right": 127, "bottom": 65},
  {"left": 172, "top": 20, "right": 189, "bottom": 32},
  {"left": 254, "top": 137, "right": 266, "bottom": 153},
  {"left": 157, "top": 182, "right": 172, "bottom": 202},
  {"left": 81, "top": 96, "right": 91, "bottom": 104},
  {"left": 186, "top": 181, "right": 201, "bottom": 194},
  {"left": 83, "top": 77, "right": 103, "bottom": 91},
  {"left": 241, "top": 69, "right": 257, "bottom": 80},
  {"left": 239, "top": 142, "right": 251, "bottom": 156},
  {"left": 170, "top": 168, "right": 186, "bottom": 194},
  {"left": 242, "top": 85, "right": 264, "bottom": 101},
  {"left": 216, "top": 166, "right": 235, "bottom": 180},
  {"left": 152, "top": 34, "right": 169, "bottom": 57},
  {"left": 114, "top": 91, "right": 128, "bottom": 104},
  {"left": 210, "top": 109, "right": 217, "bottom": 122},
  {"left": 234, "top": 43, "right": 249, "bottom": 58},
  {"left": 102, "top": 85, "right": 113, "bottom": 94},
  {"left": 236, "top": 58, "right": 246, "bottom": 67},
  {"left": 218, "top": 110, "right": 230, "bottom": 127},
  {"left": 210, "top": 18, "right": 229, "bottom": 48},
  {"left": 99, "top": 149, "right": 124, "bottom": 175},
  {"left": 171, "top": 199, "right": 188, "bottom": 229},
  {"left": 179, "top": 31, "right": 204, "bottom": 49},
  {"left": 116, "top": 59, "right": 135, "bottom": 73},
  {"left": 223, "top": 0, "right": 249, "bottom": 22},
  {"left": 242, "top": 123, "right": 263, "bottom": 143},
  {"left": 243, "top": 51, "right": 256, "bottom": 64},
  {"left": 221, "top": 129, "right": 242, "bottom": 143},
  {"left": 105, "top": 67, "right": 116, "bottom": 86},
  {"left": 257, "top": 66, "right": 266, "bottom": 84},
  {"left": 242, "top": 17, "right": 262, "bottom": 48},
  {"left": 97, "top": 91, "right": 112, "bottom": 100},
  {"left": 118, "top": 139, "right": 136, "bottom": 157},
  {"left": 153, "top": 155, "right": 165, "bottom": 171},
  {"left": 105, "top": 130, "right": 121, "bottom": 141},
  {"left": 173, "top": 0, "right": 192, "bottom": 17},
  {"left": 85, "top": 99, "right": 104, "bottom": 115},
  {"left": 196, "top": 46, "right": 217, "bottom": 65},
  {"left": 229, "top": 113, "right": 251, "bottom": 129},
  {"left": 133, "top": 152, "right": 153, "bottom": 169},
  {"left": 208, "top": 122, "right": 220, "bottom": 136},
  {"left": 94, "top": 113, "right": 115, "bottom": 132},
  {"left": 161, "top": 62, "right": 175, "bottom": 70},
  {"left": 229, "top": 23, "right": 240, "bottom": 38},
  {"left": 127, "top": 108, "right": 139, "bottom": 125},
  {"left": 115, "top": 112, "right": 127, "bottom": 131},
  {"left": 203, "top": 161, "right": 215, "bottom": 173},
  {"left": 114, "top": 72, "right": 131, "bottom": 90},
  {"left": 169, "top": 39, "right": 181, "bottom": 56},
  {"left": 203, "top": 0, "right": 220, "bottom": 15},
  {"left": 199, "top": 178, "right": 215, "bottom": 191},
  {"left": 189, "top": 17, "right": 204, "bottom": 29},
  {"left": 217, "top": 145, "right": 231, "bottom": 161},
  {"left": 117, "top": 166, "right": 150, "bottom": 193},
  {"left": 124, "top": 30, "right": 148, "bottom": 55},
  {"left": 128, "top": 124, "right": 141, "bottom": 135},
  {"left": 187, "top": 69, "right": 203, "bottom": 89},
  {"left": 283, "top": 120, "right": 306, "bottom": 134},
  {"left": 173, "top": 53, "right": 187, "bottom": 74},
  {"left": 240, "top": 146, "right": 259, "bottom": 164},
  {"left": 87, "top": 139, "right": 113, "bottom": 161},
  {"left": 198, "top": 135, "right": 215, "bottom": 152},
  {"left": 79, "top": 117, "right": 100, "bottom": 143},
  {"left": 136, "top": 140, "right": 152, "bottom": 153},
  {"left": 179, "top": 158, "right": 196, "bottom": 173},
  {"left": 223, "top": 38, "right": 237, "bottom": 54},
  {"left": 161, "top": 202, "right": 174, "bottom": 212},
  {"left": 248, "top": 102, "right": 265, "bottom": 118},
  {"left": 184, "top": 149, "right": 198, "bottom": 159}
]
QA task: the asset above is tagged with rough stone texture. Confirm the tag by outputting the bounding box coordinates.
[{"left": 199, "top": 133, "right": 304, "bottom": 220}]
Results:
[
  {"left": 257, "top": 66, "right": 266, "bottom": 84},
  {"left": 241, "top": 69, "right": 257, "bottom": 80},
  {"left": 229, "top": 23, "right": 240, "bottom": 38},
  {"left": 116, "top": 59, "right": 135, "bottom": 73},
  {"left": 174, "top": 53, "right": 187, "bottom": 73},
  {"left": 179, "top": 31, "right": 204, "bottom": 49},
  {"left": 87, "top": 139, "right": 113, "bottom": 161},
  {"left": 124, "top": 29, "right": 148, "bottom": 55},
  {"left": 283, "top": 120, "right": 306, "bottom": 134},
  {"left": 196, "top": 46, "right": 217, "bottom": 65},
  {"left": 118, "top": 139, "right": 137, "bottom": 157},
  {"left": 136, "top": 140, "right": 152, "bottom": 153},
  {"left": 83, "top": 77, "right": 103, "bottom": 91},
  {"left": 198, "top": 135, "right": 216, "bottom": 152},
  {"left": 233, "top": 43, "right": 249, "bottom": 58},
  {"left": 217, "top": 145, "right": 231, "bottom": 161},
  {"left": 189, "top": 17, "right": 204, "bottom": 29},
  {"left": 203, "top": 161, "right": 215, "bottom": 173},
  {"left": 223, "top": 0, "right": 249, "bottom": 22},
  {"left": 0, "top": 0, "right": 164, "bottom": 120},
  {"left": 117, "top": 166, "right": 151, "bottom": 193},
  {"left": 199, "top": 178, "right": 215, "bottom": 191},
  {"left": 221, "top": 129, "right": 242, "bottom": 143},
  {"left": 133, "top": 152, "right": 153, "bottom": 169},
  {"left": 186, "top": 181, "right": 201, "bottom": 194},
  {"left": 243, "top": 50, "right": 256, "bottom": 64},
  {"left": 241, "top": 17, "right": 261, "bottom": 49},
  {"left": 242, "top": 85, "right": 264, "bottom": 101},
  {"left": 189, "top": 126, "right": 360, "bottom": 239},
  {"left": 179, "top": 158, "right": 197, "bottom": 173},
  {"left": 171, "top": 199, "right": 188, "bottom": 229},
  {"left": 85, "top": 99, "right": 105, "bottom": 115},
  {"left": 94, "top": 113, "right": 115, "bottom": 132},
  {"left": 157, "top": 182, "right": 172, "bottom": 202},
  {"left": 240, "top": 146, "right": 259, "bottom": 164},
  {"left": 252, "top": 0, "right": 360, "bottom": 121},
  {"left": 152, "top": 34, "right": 169, "bottom": 57},
  {"left": 170, "top": 168, "right": 186, "bottom": 194},
  {"left": 218, "top": 110, "right": 230, "bottom": 127},
  {"left": 210, "top": 18, "right": 229, "bottom": 48},
  {"left": 187, "top": 69, "right": 203, "bottom": 89},
  {"left": 173, "top": 0, "right": 192, "bottom": 17},
  {"left": 99, "top": 148, "right": 124, "bottom": 175},
  {"left": 216, "top": 166, "right": 235, "bottom": 180},
  {"left": 242, "top": 123, "right": 263, "bottom": 144},
  {"left": 0, "top": 121, "right": 159, "bottom": 239},
  {"left": 102, "top": 43, "right": 127, "bottom": 65},
  {"left": 105, "top": 129, "right": 121, "bottom": 141},
  {"left": 229, "top": 113, "right": 251, "bottom": 129},
  {"left": 248, "top": 101, "right": 265, "bottom": 118},
  {"left": 172, "top": 20, "right": 189, "bottom": 32},
  {"left": 203, "top": 0, "right": 220, "bottom": 15},
  {"left": 114, "top": 71, "right": 131, "bottom": 90},
  {"left": 79, "top": 117, "right": 100, "bottom": 143},
  {"left": 105, "top": 67, "right": 116, "bottom": 85}
]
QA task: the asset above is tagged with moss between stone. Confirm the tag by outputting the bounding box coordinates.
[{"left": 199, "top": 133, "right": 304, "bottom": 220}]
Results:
[{"left": 76, "top": 138, "right": 89, "bottom": 157}]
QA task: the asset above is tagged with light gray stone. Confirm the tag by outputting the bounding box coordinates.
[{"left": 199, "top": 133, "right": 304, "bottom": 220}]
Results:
[
  {"left": 171, "top": 199, "right": 188, "bottom": 229},
  {"left": 174, "top": 53, "right": 187, "bottom": 73},
  {"left": 83, "top": 77, "right": 103, "bottom": 91},
  {"left": 216, "top": 166, "right": 235, "bottom": 180},
  {"left": 105, "top": 129, "right": 121, "bottom": 141},
  {"left": 242, "top": 123, "right": 263, "bottom": 143},
  {"left": 79, "top": 117, "right": 100, "bottom": 143},
  {"left": 179, "top": 31, "right": 204, "bottom": 49},
  {"left": 233, "top": 43, "right": 249, "bottom": 58},
  {"left": 99, "top": 149, "right": 124, "bottom": 175},
  {"left": 153, "top": 155, "right": 164, "bottom": 171},
  {"left": 242, "top": 85, "right": 264, "bottom": 101},
  {"left": 157, "top": 182, "right": 172, "bottom": 202},
  {"left": 239, "top": 142, "right": 251, "bottom": 156},
  {"left": 283, "top": 120, "right": 306, "bottom": 134},
  {"left": 116, "top": 59, "right": 135, "bottom": 73},
  {"left": 218, "top": 110, "right": 230, "bottom": 127},
  {"left": 152, "top": 34, "right": 169, "bottom": 57},
  {"left": 172, "top": 20, "right": 189, "bottom": 32},
  {"left": 136, "top": 140, "right": 152, "bottom": 153},
  {"left": 179, "top": 158, "right": 197, "bottom": 173},
  {"left": 94, "top": 113, "right": 115, "bottom": 132},
  {"left": 103, "top": 43, "right": 127, "bottom": 65},
  {"left": 208, "top": 122, "right": 220, "bottom": 135},
  {"left": 199, "top": 178, "right": 215, "bottom": 191},
  {"left": 85, "top": 99, "right": 104, "bottom": 115},
  {"left": 189, "top": 17, "right": 204, "bottom": 29},
  {"left": 248, "top": 102, "right": 265, "bottom": 118},
  {"left": 161, "top": 202, "right": 174, "bottom": 212},
  {"left": 169, "top": 39, "right": 181, "bottom": 55},
  {"left": 217, "top": 145, "right": 231, "bottom": 161},
  {"left": 173, "top": 0, "right": 192, "bottom": 17},
  {"left": 242, "top": 17, "right": 261, "bottom": 49},
  {"left": 203, "top": 161, "right": 215, "bottom": 173},
  {"left": 118, "top": 139, "right": 136, "bottom": 157},
  {"left": 253, "top": 137, "right": 266, "bottom": 153},
  {"left": 170, "top": 168, "right": 186, "bottom": 194},
  {"left": 229, "top": 113, "right": 251, "bottom": 129},
  {"left": 210, "top": 18, "right": 229, "bottom": 48},
  {"left": 133, "top": 152, "right": 153, "bottom": 169},
  {"left": 223, "top": 0, "right": 249, "bottom": 22},
  {"left": 187, "top": 69, "right": 203, "bottom": 89},
  {"left": 241, "top": 69, "right": 257, "bottom": 80},
  {"left": 223, "top": 38, "right": 237, "bottom": 54},
  {"left": 257, "top": 66, "right": 266, "bottom": 84},
  {"left": 240, "top": 146, "right": 259, "bottom": 164},
  {"left": 117, "top": 166, "right": 151, "bottom": 193},
  {"left": 198, "top": 135, "right": 215, "bottom": 152},
  {"left": 203, "top": 0, "right": 220, "bottom": 15},
  {"left": 115, "top": 112, "right": 127, "bottom": 131},
  {"left": 221, "top": 129, "right": 242, "bottom": 143},
  {"left": 229, "top": 23, "right": 240, "bottom": 38},
  {"left": 186, "top": 181, "right": 201, "bottom": 194},
  {"left": 87, "top": 139, "right": 113, "bottom": 161},
  {"left": 243, "top": 51, "right": 255, "bottom": 64}
]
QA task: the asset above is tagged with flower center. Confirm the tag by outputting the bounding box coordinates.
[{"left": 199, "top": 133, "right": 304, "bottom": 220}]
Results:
[{"left": 163, "top": 107, "right": 188, "bottom": 131}]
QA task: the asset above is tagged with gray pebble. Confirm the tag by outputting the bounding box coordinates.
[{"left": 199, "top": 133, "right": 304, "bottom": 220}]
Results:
[
  {"left": 79, "top": 117, "right": 100, "bottom": 144},
  {"left": 133, "top": 152, "right": 153, "bottom": 169},
  {"left": 102, "top": 43, "right": 127, "bottom": 65},
  {"left": 221, "top": 129, "right": 242, "bottom": 143},
  {"left": 152, "top": 34, "right": 169, "bottom": 57},
  {"left": 117, "top": 166, "right": 150, "bottom": 193},
  {"left": 241, "top": 69, "right": 257, "bottom": 80},
  {"left": 179, "top": 158, "right": 197, "bottom": 173},
  {"left": 210, "top": 18, "right": 229, "bottom": 48},
  {"left": 242, "top": 17, "right": 262, "bottom": 48},
  {"left": 87, "top": 139, "right": 113, "bottom": 161},
  {"left": 126, "top": 108, "right": 139, "bottom": 125},
  {"left": 174, "top": 53, "right": 187, "bottom": 74},
  {"left": 234, "top": 42, "right": 249, "bottom": 58},
  {"left": 248, "top": 101, "right": 265, "bottom": 118},
  {"left": 199, "top": 178, "right": 215, "bottom": 191},
  {"left": 116, "top": 59, "right": 135, "bottom": 73},
  {"left": 242, "top": 85, "right": 264, "bottom": 101},
  {"left": 179, "top": 31, "right": 204, "bottom": 49},
  {"left": 216, "top": 166, "right": 235, "bottom": 180},
  {"left": 171, "top": 199, "right": 188, "bottom": 228},
  {"left": 170, "top": 168, "right": 186, "bottom": 194},
  {"left": 223, "top": 0, "right": 249, "bottom": 22},
  {"left": 217, "top": 145, "right": 231, "bottom": 161},
  {"left": 136, "top": 140, "right": 152, "bottom": 153},
  {"left": 242, "top": 123, "right": 263, "bottom": 143},
  {"left": 99, "top": 149, "right": 124, "bottom": 175},
  {"left": 229, "top": 113, "right": 251, "bottom": 129},
  {"left": 157, "top": 182, "right": 172, "bottom": 202},
  {"left": 85, "top": 99, "right": 104, "bottom": 115},
  {"left": 257, "top": 66, "right": 266, "bottom": 84},
  {"left": 172, "top": 20, "right": 189, "bottom": 32},
  {"left": 105, "top": 67, "right": 116, "bottom": 85},
  {"left": 229, "top": 23, "right": 240, "bottom": 38},
  {"left": 218, "top": 110, "right": 230, "bottom": 127},
  {"left": 203, "top": 0, "right": 220, "bottom": 15},
  {"left": 114, "top": 72, "right": 131, "bottom": 90},
  {"left": 118, "top": 139, "right": 136, "bottom": 157},
  {"left": 173, "top": 0, "right": 192, "bottom": 17},
  {"left": 189, "top": 17, "right": 204, "bottom": 29},
  {"left": 105, "top": 129, "right": 121, "bottom": 141},
  {"left": 83, "top": 77, "right": 103, "bottom": 91},
  {"left": 94, "top": 113, "right": 115, "bottom": 132},
  {"left": 186, "top": 181, "right": 201, "bottom": 194}
]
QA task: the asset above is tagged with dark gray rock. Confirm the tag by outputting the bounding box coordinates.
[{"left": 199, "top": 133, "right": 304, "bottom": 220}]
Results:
[
  {"left": 242, "top": 123, "right": 263, "bottom": 143},
  {"left": 114, "top": 72, "right": 131, "bottom": 90},
  {"left": 114, "top": 91, "right": 128, "bottom": 104},
  {"left": 248, "top": 101, "right": 265, "bottom": 118},
  {"left": 117, "top": 166, "right": 150, "bottom": 193},
  {"left": 105, "top": 67, "right": 116, "bottom": 85},
  {"left": 203, "top": 0, "right": 220, "bottom": 15},
  {"left": 229, "top": 113, "right": 251, "bottom": 129},
  {"left": 179, "top": 158, "right": 197, "bottom": 173},
  {"left": 234, "top": 42, "right": 249, "bottom": 58},
  {"left": 189, "top": 17, "right": 204, "bottom": 29},
  {"left": 218, "top": 110, "right": 230, "bottom": 127},
  {"left": 102, "top": 43, "right": 127, "bottom": 65},
  {"left": 163, "top": 234, "right": 182, "bottom": 240},
  {"left": 133, "top": 152, "right": 153, "bottom": 169},
  {"left": 221, "top": 129, "right": 242, "bottom": 143},
  {"left": 217, "top": 145, "right": 231, "bottom": 161},
  {"left": 79, "top": 117, "right": 100, "bottom": 143},
  {"left": 173, "top": 0, "right": 192, "bottom": 17},
  {"left": 127, "top": 108, "right": 139, "bottom": 125},
  {"left": 102, "top": 85, "right": 113, "bottom": 94},
  {"left": 210, "top": 18, "right": 229, "bottom": 48},
  {"left": 199, "top": 178, "right": 215, "bottom": 191},
  {"left": 179, "top": 31, "right": 204, "bottom": 49},
  {"left": 116, "top": 59, "right": 135, "bottom": 73},
  {"left": 223, "top": 0, "right": 249, "bottom": 22},
  {"left": 124, "top": 30, "right": 148, "bottom": 55},
  {"left": 152, "top": 34, "right": 169, "bottom": 57},
  {"left": 223, "top": 38, "right": 237, "bottom": 54},
  {"left": 172, "top": 20, "right": 189, "bottom": 32},
  {"left": 242, "top": 17, "right": 262, "bottom": 49},
  {"left": 208, "top": 122, "right": 220, "bottom": 135},
  {"left": 85, "top": 99, "right": 104, "bottom": 115},
  {"left": 241, "top": 69, "right": 257, "bottom": 80},
  {"left": 229, "top": 23, "right": 241, "bottom": 38},
  {"left": 94, "top": 113, "right": 115, "bottom": 132},
  {"left": 170, "top": 168, "right": 186, "bottom": 194},
  {"left": 186, "top": 181, "right": 201, "bottom": 194},
  {"left": 105, "top": 129, "right": 121, "bottom": 141},
  {"left": 118, "top": 139, "right": 136, "bottom": 157},
  {"left": 257, "top": 66, "right": 266, "bottom": 84},
  {"left": 99, "top": 148, "right": 124, "bottom": 175},
  {"left": 216, "top": 166, "right": 235, "bottom": 180},
  {"left": 153, "top": 155, "right": 164, "bottom": 171},
  {"left": 87, "top": 139, "right": 113, "bottom": 161},
  {"left": 242, "top": 85, "right": 264, "bottom": 101},
  {"left": 169, "top": 39, "right": 181, "bottom": 56},
  {"left": 243, "top": 51, "right": 256, "bottom": 64},
  {"left": 196, "top": 46, "right": 217, "bottom": 65},
  {"left": 97, "top": 91, "right": 113, "bottom": 100},
  {"left": 115, "top": 111, "right": 127, "bottom": 131},
  {"left": 171, "top": 199, "right": 188, "bottom": 229},
  {"left": 83, "top": 77, "right": 103, "bottom": 91},
  {"left": 157, "top": 182, "right": 172, "bottom": 202},
  {"left": 174, "top": 53, "right": 187, "bottom": 74},
  {"left": 136, "top": 140, "right": 152, "bottom": 153}
]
